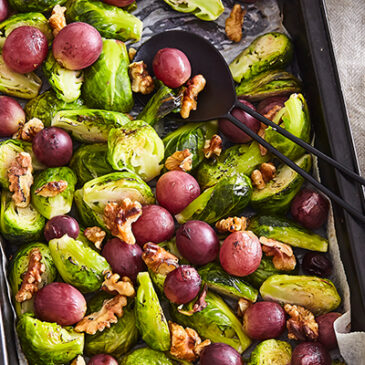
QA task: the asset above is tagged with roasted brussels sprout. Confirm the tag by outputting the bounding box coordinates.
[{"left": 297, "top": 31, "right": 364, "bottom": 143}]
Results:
[
  {"left": 135, "top": 272, "right": 170, "bottom": 351},
  {"left": 107, "top": 121, "right": 164, "bottom": 181},
  {"left": 260, "top": 275, "right": 341, "bottom": 315},
  {"left": 229, "top": 32, "right": 293, "bottom": 83},
  {"left": 0, "top": 139, "right": 24, "bottom": 188},
  {"left": 0, "top": 190, "right": 45, "bottom": 243},
  {"left": 31, "top": 167, "right": 77, "bottom": 219},
  {"left": 17, "top": 313, "right": 84, "bottom": 365},
  {"left": 49, "top": 235, "right": 111, "bottom": 293},
  {"left": 121, "top": 347, "right": 174, "bottom": 365},
  {"left": 9, "top": 242, "right": 57, "bottom": 316},
  {"left": 176, "top": 173, "right": 252, "bottom": 224},
  {"left": 84, "top": 293, "right": 138, "bottom": 358},
  {"left": 198, "top": 262, "right": 258, "bottom": 302},
  {"left": 66, "top": 0, "right": 143, "bottom": 42},
  {"left": 82, "top": 38, "right": 133, "bottom": 112},
  {"left": 171, "top": 290, "right": 251, "bottom": 353},
  {"left": 248, "top": 339, "right": 292, "bottom": 365},
  {"left": 8, "top": 0, "right": 66, "bottom": 13},
  {"left": 52, "top": 109, "right": 131, "bottom": 143},
  {"left": 43, "top": 52, "right": 83, "bottom": 103}
]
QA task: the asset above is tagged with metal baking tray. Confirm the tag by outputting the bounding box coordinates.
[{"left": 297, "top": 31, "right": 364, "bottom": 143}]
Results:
[{"left": 1, "top": 0, "right": 365, "bottom": 364}]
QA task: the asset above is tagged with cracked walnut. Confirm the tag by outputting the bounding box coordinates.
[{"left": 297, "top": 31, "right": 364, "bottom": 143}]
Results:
[
  {"left": 165, "top": 149, "right": 193, "bottom": 172},
  {"left": 128, "top": 61, "right": 154, "bottom": 94},
  {"left": 180, "top": 75, "right": 206, "bottom": 119},
  {"left": 142, "top": 242, "right": 179, "bottom": 275}
]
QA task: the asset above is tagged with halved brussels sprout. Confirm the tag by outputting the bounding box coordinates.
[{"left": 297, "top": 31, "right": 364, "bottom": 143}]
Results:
[
  {"left": 121, "top": 347, "right": 174, "bottom": 365},
  {"left": 107, "top": 121, "right": 164, "bottom": 181},
  {"left": 49, "top": 235, "right": 111, "bottom": 293},
  {"left": 260, "top": 275, "right": 341, "bottom": 315},
  {"left": 9, "top": 243, "right": 57, "bottom": 316},
  {"left": 248, "top": 339, "right": 292, "bottom": 365},
  {"left": 17, "top": 313, "right": 84, "bottom": 365},
  {"left": 0, "top": 139, "right": 24, "bottom": 188},
  {"left": 135, "top": 272, "right": 170, "bottom": 351},
  {"left": 31, "top": 167, "right": 77, "bottom": 219},
  {"left": 22, "top": 142, "right": 46, "bottom": 171}
]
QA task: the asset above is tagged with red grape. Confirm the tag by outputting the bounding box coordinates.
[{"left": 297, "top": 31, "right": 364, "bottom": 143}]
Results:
[
  {"left": 132, "top": 205, "right": 175, "bottom": 246},
  {"left": 44, "top": 215, "right": 80, "bottom": 241},
  {"left": 219, "top": 99, "right": 260, "bottom": 143},
  {"left": 153, "top": 48, "right": 192, "bottom": 88},
  {"left": 243, "top": 301, "right": 286, "bottom": 340},
  {"left": 317, "top": 312, "right": 341, "bottom": 350},
  {"left": 302, "top": 252, "right": 333, "bottom": 278},
  {"left": 53, "top": 22, "right": 103, "bottom": 70},
  {"left": 102, "top": 238, "right": 145, "bottom": 283},
  {"left": 103, "top": 0, "right": 134, "bottom": 6},
  {"left": 156, "top": 171, "right": 200, "bottom": 215},
  {"left": 219, "top": 231, "right": 262, "bottom": 276},
  {"left": 3, "top": 26, "right": 48, "bottom": 73},
  {"left": 291, "top": 189, "right": 329, "bottom": 229},
  {"left": 32, "top": 127, "right": 73, "bottom": 167},
  {"left": 0, "top": 0, "right": 9, "bottom": 22},
  {"left": 256, "top": 96, "right": 287, "bottom": 116},
  {"left": 291, "top": 342, "right": 331, "bottom": 365},
  {"left": 0, "top": 96, "right": 25, "bottom": 137},
  {"left": 88, "top": 354, "right": 118, "bottom": 365},
  {"left": 164, "top": 265, "right": 201, "bottom": 304},
  {"left": 200, "top": 343, "right": 243, "bottom": 365},
  {"left": 176, "top": 220, "right": 219, "bottom": 265},
  {"left": 34, "top": 282, "right": 86, "bottom": 326}
]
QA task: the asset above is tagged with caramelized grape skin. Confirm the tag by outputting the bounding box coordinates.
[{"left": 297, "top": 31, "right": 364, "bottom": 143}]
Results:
[
  {"left": 200, "top": 343, "right": 243, "bottom": 365},
  {"left": 44, "top": 215, "right": 80, "bottom": 241},
  {"left": 88, "top": 354, "right": 118, "bottom": 365},
  {"left": 291, "top": 342, "right": 331, "bottom": 365},
  {"left": 302, "top": 252, "right": 333, "bottom": 278},
  {"left": 317, "top": 312, "right": 342, "bottom": 350},
  {"left": 0, "top": 96, "right": 25, "bottom": 136}
]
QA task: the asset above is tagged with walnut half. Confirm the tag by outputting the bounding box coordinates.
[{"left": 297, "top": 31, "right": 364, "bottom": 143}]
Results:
[
  {"left": 128, "top": 61, "right": 154, "bottom": 95},
  {"left": 49, "top": 5, "right": 67, "bottom": 37},
  {"left": 225, "top": 4, "right": 246, "bottom": 43},
  {"left": 71, "top": 356, "right": 86, "bottom": 365},
  {"left": 35, "top": 180, "right": 68, "bottom": 197},
  {"left": 203, "top": 134, "right": 223, "bottom": 159},
  {"left": 165, "top": 149, "right": 193, "bottom": 172},
  {"left": 180, "top": 75, "right": 206, "bottom": 119},
  {"left": 102, "top": 270, "right": 135, "bottom": 297},
  {"left": 215, "top": 216, "right": 249, "bottom": 233},
  {"left": 13, "top": 118, "right": 44, "bottom": 141},
  {"left": 142, "top": 242, "right": 179, "bottom": 275},
  {"left": 84, "top": 226, "right": 106, "bottom": 250}
]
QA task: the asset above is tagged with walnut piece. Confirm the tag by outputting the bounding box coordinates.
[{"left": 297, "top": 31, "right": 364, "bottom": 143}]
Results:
[
  {"left": 284, "top": 304, "right": 318, "bottom": 341},
  {"left": 103, "top": 198, "right": 142, "bottom": 244},
  {"left": 180, "top": 75, "right": 206, "bottom": 119},
  {"left": 203, "top": 134, "right": 223, "bottom": 159},
  {"left": 215, "top": 216, "right": 249, "bottom": 233},
  {"left": 102, "top": 270, "right": 135, "bottom": 297},
  {"left": 49, "top": 5, "right": 67, "bottom": 37},
  {"left": 257, "top": 127, "right": 268, "bottom": 156},
  {"left": 13, "top": 118, "right": 44, "bottom": 141},
  {"left": 251, "top": 169, "right": 265, "bottom": 190},
  {"left": 142, "top": 242, "right": 179, "bottom": 275},
  {"left": 15, "top": 248, "right": 45, "bottom": 303},
  {"left": 237, "top": 298, "right": 252, "bottom": 318},
  {"left": 75, "top": 295, "right": 127, "bottom": 335},
  {"left": 35, "top": 180, "right": 68, "bottom": 197},
  {"left": 8, "top": 152, "right": 33, "bottom": 208},
  {"left": 178, "top": 284, "right": 208, "bottom": 316},
  {"left": 84, "top": 226, "right": 106, "bottom": 250},
  {"left": 260, "top": 236, "right": 296, "bottom": 271},
  {"left": 165, "top": 149, "right": 193, "bottom": 172},
  {"left": 71, "top": 356, "right": 86, "bottom": 365},
  {"left": 225, "top": 4, "right": 246, "bottom": 43},
  {"left": 128, "top": 47, "right": 137, "bottom": 61},
  {"left": 128, "top": 61, "right": 154, "bottom": 95},
  {"left": 169, "top": 321, "right": 211, "bottom": 361},
  {"left": 260, "top": 162, "right": 276, "bottom": 183}
]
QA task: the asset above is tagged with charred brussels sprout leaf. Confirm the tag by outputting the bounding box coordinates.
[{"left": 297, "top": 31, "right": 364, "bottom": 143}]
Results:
[
  {"left": 49, "top": 235, "right": 110, "bottom": 293},
  {"left": 9, "top": 243, "right": 57, "bottom": 316},
  {"left": 135, "top": 272, "right": 170, "bottom": 351},
  {"left": 31, "top": 167, "right": 77, "bottom": 219},
  {"left": 121, "top": 347, "right": 174, "bottom": 365},
  {"left": 248, "top": 339, "right": 292, "bottom": 365},
  {"left": 82, "top": 38, "right": 133, "bottom": 112},
  {"left": 107, "top": 121, "right": 164, "bottom": 182},
  {"left": 260, "top": 275, "right": 341, "bottom": 315},
  {"left": 0, "top": 139, "right": 24, "bottom": 188},
  {"left": 66, "top": 0, "right": 142, "bottom": 42},
  {"left": 17, "top": 313, "right": 84, "bottom": 365}
]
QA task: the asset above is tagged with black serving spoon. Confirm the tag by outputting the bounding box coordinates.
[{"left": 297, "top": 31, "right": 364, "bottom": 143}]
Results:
[{"left": 135, "top": 30, "right": 365, "bottom": 223}]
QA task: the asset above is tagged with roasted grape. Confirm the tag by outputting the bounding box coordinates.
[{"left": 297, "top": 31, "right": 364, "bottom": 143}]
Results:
[
  {"left": 256, "top": 96, "right": 287, "bottom": 116},
  {"left": 44, "top": 215, "right": 80, "bottom": 241},
  {"left": 200, "top": 343, "right": 243, "bottom": 365},
  {"left": 0, "top": 0, "right": 9, "bottom": 22},
  {"left": 0, "top": 96, "right": 25, "bottom": 137},
  {"left": 317, "top": 312, "right": 341, "bottom": 350},
  {"left": 302, "top": 252, "right": 333, "bottom": 278},
  {"left": 102, "top": 0, "right": 134, "bottom": 6},
  {"left": 88, "top": 354, "right": 118, "bottom": 365},
  {"left": 291, "top": 342, "right": 331, "bottom": 365}
]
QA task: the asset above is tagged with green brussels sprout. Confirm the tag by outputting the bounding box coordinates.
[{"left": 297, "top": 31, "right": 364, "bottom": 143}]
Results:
[
  {"left": 121, "top": 347, "right": 174, "bottom": 365},
  {"left": 107, "top": 121, "right": 165, "bottom": 181},
  {"left": 49, "top": 235, "right": 111, "bottom": 293},
  {"left": 0, "top": 139, "right": 24, "bottom": 188},
  {"left": 229, "top": 32, "right": 293, "bottom": 83},
  {"left": 163, "top": 121, "right": 218, "bottom": 171},
  {"left": 8, "top": 0, "right": 66, "bottom": 12},
  {"left": 176, "top": 173, "right": 252, "bottom": 224},
  {"left": 9, "top": 243, "right": 57, "bottom": 316},
  {"left": 265, "top": 93, "right": 311, "bottom": 160},
  {"left": 75, "top": 171, "right": 155, "bottom": 228},
  {"left": 16, "top": 313, "right": 84, "bottom": 365},
  {"left": 43, "top": 52, "right": 84, "bottom": 103},
  {"left": 25, "top": 90, "right": 85, "bottom": 127},
  {"left": 84, "top": 293, "right": 138, "bottom": 357},
  {"left": 66, "top": 0, "right": 142, "bottom": 42},
  {"left": 31, "top": 167, "right": 77, "bottom": 219},
  {"left": 162, "top": 0, "right": 224, "bottom": 21},
  {"left": 171, "top": 290, "right": 251, "bottom": 353},
  {"left": 135, "top": 272, "right": 170, "bottom": 351},
  {"left": 22, "top": 142, "right": 46, "bottom": 171},
  {"left": 260, "top": 275, "right": 341, "bottom": 315},
  {"left": 70, "top": 143, "right": 114, "bottom": 186},
  {"left": 236, "top": 70, "right": 301, "bottom": 102},
  {"left": 247, "top": 339, "right": 292, "bottom": 365},
  {"left": 248, "top": 215, "right": 328, "bottom": 252},
  {"left": 198, "top": 262, "right": 258, "bottom": 302},
  {"left": 137, "top": 83, "right": 183, "bottom": 126},
  {"left": 197, "top": 141, "right": 271, "bottom": 190},
  {"left": 0, "top": 190, "right": 45, "bottom": 243},
  {"left": 52, "top": 108, "right": 131, "bottom": 143},
  {"left": 82, "top": 38, "right": 133, "bottom": 112},
  {"left": 0, "top": 54, "right": 42, "bottom": 99}
]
